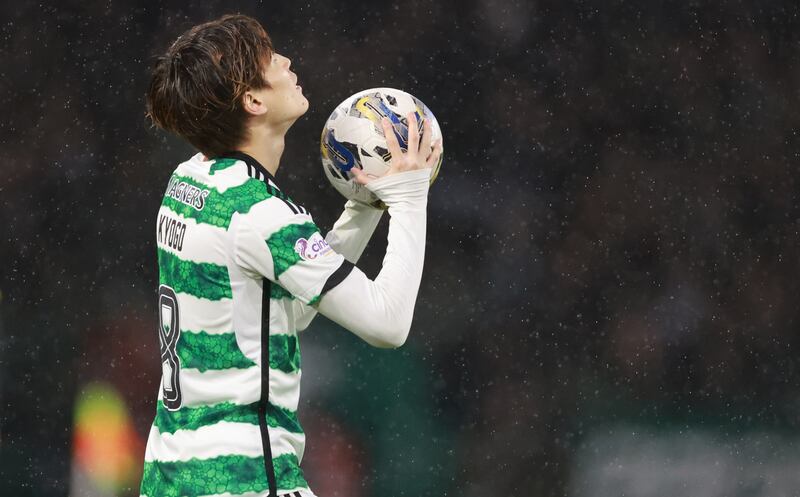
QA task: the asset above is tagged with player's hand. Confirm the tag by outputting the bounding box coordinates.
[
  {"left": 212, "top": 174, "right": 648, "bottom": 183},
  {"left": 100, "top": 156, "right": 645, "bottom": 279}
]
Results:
[{"left": 351, "top": 113, "right": 442, "bottom": 185}]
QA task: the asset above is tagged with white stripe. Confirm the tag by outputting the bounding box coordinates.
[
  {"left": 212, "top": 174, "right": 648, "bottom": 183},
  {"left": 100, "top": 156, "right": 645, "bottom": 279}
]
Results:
[
  {"left": 269, "top": 367, "right": 302, "bottom": 412},
  {"left": 144, "top": 421, "right": 260, "bottom": 461},
  {"left": 273, "top": 425, "right": 305, "bottom": 462},
  {"left": 145, "top": 421, "right": 303, "bottom": 463},
  {"left": 180, "top": 367, "right": 261, "bottom": 406},
  {"left": 238, "top": 201, "right": 313, "bottom": 239},
  {"left": 228, "top": 270, "right": 262, "bottom": 365},
  {"left": 177, "top": 294, "right": 232, "bottom": 334},
  {"left": 178, "top": 366, "right": 300, "bottom": 410},
  {"left": 178, "top": 156, "right": 251, "bottom": 193},
  {"left": 269, "top": 305, "right": 292, "bottom": 334},
  {"left": 157, "top": 205, "right": 229, "bottom": 265}
]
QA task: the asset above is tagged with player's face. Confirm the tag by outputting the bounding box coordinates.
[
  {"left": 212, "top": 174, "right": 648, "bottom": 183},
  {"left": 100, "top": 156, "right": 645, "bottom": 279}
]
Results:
[{"left": 259, "top": 52, "right": 309, "bottom": 126}]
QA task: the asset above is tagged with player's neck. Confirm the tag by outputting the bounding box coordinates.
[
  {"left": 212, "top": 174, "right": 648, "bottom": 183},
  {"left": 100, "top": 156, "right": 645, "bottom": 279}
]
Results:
[{"left": 238, "top": 126, "right": 286, "bottom": 176}]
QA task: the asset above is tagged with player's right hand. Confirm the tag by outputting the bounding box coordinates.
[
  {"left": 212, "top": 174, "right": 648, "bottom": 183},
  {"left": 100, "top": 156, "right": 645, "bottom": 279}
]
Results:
[{"left": 351, "top": 112, "right": 442, "bottom": 185}]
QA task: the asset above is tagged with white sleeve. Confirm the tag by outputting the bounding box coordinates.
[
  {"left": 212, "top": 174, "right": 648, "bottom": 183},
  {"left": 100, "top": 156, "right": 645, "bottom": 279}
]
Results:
[
  {"left": 293, "top": 200, "right": 384, "bottom": 332},
  {"left": 324, "top": 200, "right": 384, "bottom": 263},
  {"left": 316, "top": 168, "right": 431, "bottom": 348}
]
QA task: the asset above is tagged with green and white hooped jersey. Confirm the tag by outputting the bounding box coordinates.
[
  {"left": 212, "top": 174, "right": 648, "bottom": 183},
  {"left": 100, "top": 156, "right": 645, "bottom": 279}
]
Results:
[{"left": 141, "top": 152, "right": 353, "bottom": 497}]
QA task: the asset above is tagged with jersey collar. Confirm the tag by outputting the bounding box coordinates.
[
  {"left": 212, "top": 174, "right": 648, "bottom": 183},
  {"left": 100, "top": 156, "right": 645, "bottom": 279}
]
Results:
[{"left": 219, "top": 151, "right": 280, "bottom": 188}]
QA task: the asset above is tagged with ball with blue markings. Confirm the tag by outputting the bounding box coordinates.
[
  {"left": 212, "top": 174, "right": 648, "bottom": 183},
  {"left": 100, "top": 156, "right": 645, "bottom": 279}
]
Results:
[{"left": 320, "top": 87, "right": 443, "bottom": 207}]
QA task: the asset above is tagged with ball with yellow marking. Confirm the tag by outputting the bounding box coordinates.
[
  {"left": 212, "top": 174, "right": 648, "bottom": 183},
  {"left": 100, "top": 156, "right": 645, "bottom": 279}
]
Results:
[{"left": 321, "top": 87, "right": 443, "bottom": 207}]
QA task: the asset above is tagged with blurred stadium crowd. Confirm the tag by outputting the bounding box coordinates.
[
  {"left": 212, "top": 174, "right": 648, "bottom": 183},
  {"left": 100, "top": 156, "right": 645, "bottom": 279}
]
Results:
[{"left": 2, "top": 1, "right": 799, "bottom": 496}]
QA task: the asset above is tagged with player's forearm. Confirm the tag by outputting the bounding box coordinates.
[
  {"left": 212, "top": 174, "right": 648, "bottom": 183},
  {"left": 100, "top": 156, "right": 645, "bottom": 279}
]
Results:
[
  {"left": 293, "top": 201, "right": 383, "bottom": 332},
  {"left": 317, "top": 169, "right": 430, "bottom": 348},
  {"left": 324, "top": 200, "right": 384, "bottom": 263}
]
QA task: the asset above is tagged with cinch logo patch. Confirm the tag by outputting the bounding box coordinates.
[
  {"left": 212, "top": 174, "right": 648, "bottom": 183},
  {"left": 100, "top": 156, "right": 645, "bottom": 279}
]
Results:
[{"left": 294, "top": 232, "right": 333, "bottom": 260}]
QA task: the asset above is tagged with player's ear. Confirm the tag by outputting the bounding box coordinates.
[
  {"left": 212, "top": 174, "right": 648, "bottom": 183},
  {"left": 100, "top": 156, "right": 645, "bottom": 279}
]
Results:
[{"left": 242, "top": 90, "right": 268, "bottom": 116}]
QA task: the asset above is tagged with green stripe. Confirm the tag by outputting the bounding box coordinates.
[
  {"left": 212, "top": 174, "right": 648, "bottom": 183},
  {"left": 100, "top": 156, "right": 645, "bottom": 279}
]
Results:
[
  {"left": 177, "top": 331, "right": 256, "bottom": 372},
  {"left": 154, "top": 401, "right": 257, "bottom": 434},
  {"left": 266, "top": 222, "right": 319, "bottom": 278},
  {"left": 176, "top": 332, "right": 296, "bottom": 373},
  {"left": 274, "top": 453, "right": 308, "bottom": 492},
  {"left": 308, "top": 294, "right": 321, "bottom": 306},
  {"left": 267, "top": 403, "right": 303, "bottom": 433},
  {"left": 153, "top": 401, "right": 303, "bottom": 435},
  {"left": 162, "top": 174, "right": 274, "bottom": 229},
  {"left": 158, "top": 248, "right": 231, "bottom": 301},
  {"left": 270, "top": 282, "right": 295, "bottom": 300},
  {"left": 208, "top": 158, "right": 238, "bottom": 175},
  {"left": 269, "top": 334, "right": 300, "bottom": 374},
  {"left": 140, "top": 453, "right": 307, "bottom": 497}
]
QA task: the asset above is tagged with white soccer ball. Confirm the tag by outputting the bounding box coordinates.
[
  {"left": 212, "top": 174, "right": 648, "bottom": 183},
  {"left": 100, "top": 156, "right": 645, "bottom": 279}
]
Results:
[{"left": 320, "top": 87, "right": 443, "bottom": 206}]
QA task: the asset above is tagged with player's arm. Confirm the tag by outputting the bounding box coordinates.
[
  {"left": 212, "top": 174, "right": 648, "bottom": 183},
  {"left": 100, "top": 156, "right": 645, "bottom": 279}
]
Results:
[
  {"left": 324, "top": 200, "right": 384, "bottom": 263},
  {"left": 288, "top": 200, "right": 381, "bottom": 333},
  {"left": 288, "top": 196, "right": 382, "bottom": 331},
  {"left": 232, "top": 114, "right": 441, "bottom": 348},
  {"left": 316, "top": 169, "right": 429, "bottom": 347},
  {"left": 315, "top": 114, "right": 442, "bottom": 347}
]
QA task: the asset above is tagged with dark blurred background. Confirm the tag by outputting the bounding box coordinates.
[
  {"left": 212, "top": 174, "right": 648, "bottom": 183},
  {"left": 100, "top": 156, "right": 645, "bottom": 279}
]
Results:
[{"left": 2, "top": 1, "right": 800, "bottom": 496}]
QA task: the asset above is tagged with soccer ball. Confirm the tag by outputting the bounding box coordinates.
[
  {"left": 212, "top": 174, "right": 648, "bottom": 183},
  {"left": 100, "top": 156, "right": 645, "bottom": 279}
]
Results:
[{"left": 320, "top": 87, "right": 443, "bottom": 207}]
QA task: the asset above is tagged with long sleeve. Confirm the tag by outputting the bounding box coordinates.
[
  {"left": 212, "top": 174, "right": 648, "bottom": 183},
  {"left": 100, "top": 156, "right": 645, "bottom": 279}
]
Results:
[
  {"left": 316, "top": 168, "right": 431, "bottom": 348},
  {"left": 325, "top": 200, "right": 384, "bottom": 263},
  {"left": 292, "top": 200, "right": 384, "bottom": 331}
]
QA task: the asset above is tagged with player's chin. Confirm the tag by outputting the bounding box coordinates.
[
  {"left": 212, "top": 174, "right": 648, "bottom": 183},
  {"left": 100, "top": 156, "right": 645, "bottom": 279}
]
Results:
[
  {"left": 286, "top": 101, "right": 309, "bottom": 127},
  {"left": 297, "top": 97, "right": 310, "bottom": 115}
]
